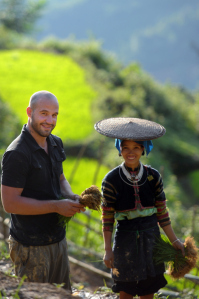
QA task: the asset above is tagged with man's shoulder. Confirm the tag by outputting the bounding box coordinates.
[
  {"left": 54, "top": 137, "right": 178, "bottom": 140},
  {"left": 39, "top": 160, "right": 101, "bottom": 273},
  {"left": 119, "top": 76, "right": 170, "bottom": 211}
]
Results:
[
  {"left": 3, "top": 126, "right": 36, "bottom": 163},
  {"left": 2, "top": 133, "right": 30, "bottom": 165},
  {"left": 6, "top": 132, "right": 27, "bottom": 152}
]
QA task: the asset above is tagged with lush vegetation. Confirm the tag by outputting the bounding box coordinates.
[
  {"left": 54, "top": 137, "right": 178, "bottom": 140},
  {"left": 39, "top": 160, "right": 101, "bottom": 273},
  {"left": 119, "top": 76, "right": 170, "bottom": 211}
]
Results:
[
  {"left": 0, "top": 5, "right": 199, "bottom": 295},
  {"left": 63, "top": 157, "right": 109, "bottom": 195},
  {"left": 0, "top": 0, "right": 46, "bottom": 33},
  {"left": 0, "top": 49, "right": 96, "bottom": 141}
]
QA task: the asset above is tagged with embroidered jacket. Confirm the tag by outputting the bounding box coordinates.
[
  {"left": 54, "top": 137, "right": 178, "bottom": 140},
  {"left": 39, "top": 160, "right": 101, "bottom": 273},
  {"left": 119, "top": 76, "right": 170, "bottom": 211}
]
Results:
[{"left": 102, "top": 163, "right": 171, "bottom": 231}]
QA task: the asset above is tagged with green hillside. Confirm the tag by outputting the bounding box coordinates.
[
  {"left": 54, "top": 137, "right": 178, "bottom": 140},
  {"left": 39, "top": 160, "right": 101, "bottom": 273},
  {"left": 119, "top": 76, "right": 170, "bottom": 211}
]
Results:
[
  {"left": 36, "top": 0, "right": 199, "bottom": 90},
  {"left": 63, "top": 157, "right": 109, "bottom": 196},
  {"left": 0, "top": 49, "right": 96, "bottom": 141}
]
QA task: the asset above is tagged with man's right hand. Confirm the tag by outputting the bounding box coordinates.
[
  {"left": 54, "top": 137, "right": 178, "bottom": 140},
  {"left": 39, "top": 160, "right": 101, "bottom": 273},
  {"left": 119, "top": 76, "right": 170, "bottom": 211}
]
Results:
[{"left": 56, "top": 199, "right": 85, "bottom": 217}]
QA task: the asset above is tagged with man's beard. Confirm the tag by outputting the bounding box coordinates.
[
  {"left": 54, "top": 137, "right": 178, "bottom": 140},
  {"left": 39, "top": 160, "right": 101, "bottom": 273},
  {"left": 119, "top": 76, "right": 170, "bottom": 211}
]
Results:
[{"left": 30, "top": 115, "right": 55, "bottom": 137}]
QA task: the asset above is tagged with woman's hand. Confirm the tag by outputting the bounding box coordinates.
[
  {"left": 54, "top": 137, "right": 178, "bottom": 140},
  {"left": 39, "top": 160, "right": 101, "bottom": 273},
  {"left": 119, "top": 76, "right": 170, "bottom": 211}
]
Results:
[
  {"left": 103, "top": 249, "right": 114, "bottom": 268},
  {"left": 172, "top": 239, "right": 185, "bottom": 256},
  {"left": 161, "top": 224, "right": 185, "bottom": 256}
]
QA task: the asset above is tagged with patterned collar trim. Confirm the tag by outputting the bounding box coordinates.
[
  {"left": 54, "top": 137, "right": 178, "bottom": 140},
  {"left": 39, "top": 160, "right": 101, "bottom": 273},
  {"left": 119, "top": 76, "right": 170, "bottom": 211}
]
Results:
[{"left": 121, "top": 162, "right": 144, "bottom": 182}]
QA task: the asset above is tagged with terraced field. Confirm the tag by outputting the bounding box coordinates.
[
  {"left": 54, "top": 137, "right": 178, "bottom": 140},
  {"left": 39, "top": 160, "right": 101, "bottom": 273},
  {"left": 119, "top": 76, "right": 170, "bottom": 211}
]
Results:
[{"left": 0, "top": 49, "right": 96, "bottom": 141}]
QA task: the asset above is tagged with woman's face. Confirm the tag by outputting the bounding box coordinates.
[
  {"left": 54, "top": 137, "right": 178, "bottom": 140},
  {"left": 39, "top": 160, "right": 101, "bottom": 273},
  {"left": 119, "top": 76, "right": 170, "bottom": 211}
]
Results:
[{"left": 121, "top": 140, "right": 143, "bottom": 169}]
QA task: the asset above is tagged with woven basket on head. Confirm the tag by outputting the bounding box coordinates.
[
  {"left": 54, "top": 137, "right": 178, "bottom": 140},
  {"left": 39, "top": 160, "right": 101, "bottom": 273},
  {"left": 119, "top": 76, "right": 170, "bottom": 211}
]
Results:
[{"left": 94, "top": 117, "right": 166, "bottom": 141}]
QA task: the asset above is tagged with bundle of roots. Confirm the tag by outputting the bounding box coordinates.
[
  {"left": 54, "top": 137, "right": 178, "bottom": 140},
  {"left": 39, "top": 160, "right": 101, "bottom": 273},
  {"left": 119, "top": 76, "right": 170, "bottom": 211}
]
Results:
[
  {"left": 59, "top": 185, "right": 104, "bottom": 227},
  {"left": 79, "top": 185, "right": 103, "bottom": 211},
  {"left": 153, "top": 234, "right": 199, "bottom": 279}
]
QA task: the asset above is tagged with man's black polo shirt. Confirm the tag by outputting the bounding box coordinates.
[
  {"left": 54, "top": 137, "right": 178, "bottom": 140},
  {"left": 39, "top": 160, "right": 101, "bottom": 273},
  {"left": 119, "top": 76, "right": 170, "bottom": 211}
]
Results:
[{"left": 1, "top": 125, "right": 66, "bottom": 246}]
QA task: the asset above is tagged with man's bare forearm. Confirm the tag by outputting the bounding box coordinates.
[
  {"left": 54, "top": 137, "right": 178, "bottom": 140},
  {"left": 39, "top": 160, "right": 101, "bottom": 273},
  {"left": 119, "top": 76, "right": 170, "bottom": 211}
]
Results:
[
  {"left": 60, "top": 173, "right": 76, "bottom": 199},
  {"left": 1, "top": 185, "right": 59, "bottom": 215},
  {"left": 1, "top": 185, "right": 84, "bottom": 217}
]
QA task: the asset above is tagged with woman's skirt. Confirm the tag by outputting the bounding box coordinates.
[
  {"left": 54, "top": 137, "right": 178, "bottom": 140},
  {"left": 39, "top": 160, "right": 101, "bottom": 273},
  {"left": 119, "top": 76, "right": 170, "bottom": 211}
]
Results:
[{"left": 112, "top": 214, "right": 166, "bottom": 282}]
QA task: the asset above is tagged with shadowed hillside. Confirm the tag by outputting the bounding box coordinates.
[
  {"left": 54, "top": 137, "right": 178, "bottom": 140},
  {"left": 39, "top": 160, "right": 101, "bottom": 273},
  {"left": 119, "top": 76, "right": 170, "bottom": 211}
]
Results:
[{"left": 35, "top": 0, "right": 199, "bottom": 90}]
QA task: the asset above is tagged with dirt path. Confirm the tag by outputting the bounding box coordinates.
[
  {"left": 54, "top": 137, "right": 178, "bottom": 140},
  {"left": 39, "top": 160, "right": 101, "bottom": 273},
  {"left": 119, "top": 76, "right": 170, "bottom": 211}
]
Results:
[{"left": 0, "top": 257, "right": 116, "bottom": 298}]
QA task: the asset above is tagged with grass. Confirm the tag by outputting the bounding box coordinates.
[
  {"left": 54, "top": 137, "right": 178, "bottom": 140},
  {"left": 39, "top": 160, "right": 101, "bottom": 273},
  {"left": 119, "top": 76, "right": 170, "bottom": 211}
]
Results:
[
  {"left": 66, "top": 217, "right": 104, "bottom": 254},
  {"left": 189, "top": 170, "right": 199, "bottom": 198},
  {"left": 63, "top": 156, "right": 110, "bottom": 195},
  {"left": 62, "top": 154, "right": 108, "bottom": 257},
  {"left": 13, "top": 275, "right": 27, "bottom": 299},
  {"left": 0, "top": 49, "right": 97, "bottom": 141},
  {"left": 63, "top": 156, "right": 109, "bottom": 252},
  {"left": 0, "top": 240, "right": 9, "bottom": 260},
  {"left": 164, "top": 271, "right": 199, "bottom": 296}
]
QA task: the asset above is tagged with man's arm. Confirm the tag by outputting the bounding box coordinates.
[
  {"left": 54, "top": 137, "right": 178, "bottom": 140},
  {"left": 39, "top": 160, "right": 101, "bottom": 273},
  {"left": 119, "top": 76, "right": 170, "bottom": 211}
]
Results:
[
  {"left": 1, "top": 184, "right": 85, "bottom": 217},
  {"left": 59, "top": 173, "right": 80, "bottom": 200}
]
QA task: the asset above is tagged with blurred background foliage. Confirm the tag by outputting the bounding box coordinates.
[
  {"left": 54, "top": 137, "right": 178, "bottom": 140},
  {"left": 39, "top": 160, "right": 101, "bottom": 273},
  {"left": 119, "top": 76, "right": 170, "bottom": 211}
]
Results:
[
  {"left": 0, "top": 49, "right": 96, "bottom": 140},
  {"left": 0, "top": 1, "right": 199, "bottom": 294}
]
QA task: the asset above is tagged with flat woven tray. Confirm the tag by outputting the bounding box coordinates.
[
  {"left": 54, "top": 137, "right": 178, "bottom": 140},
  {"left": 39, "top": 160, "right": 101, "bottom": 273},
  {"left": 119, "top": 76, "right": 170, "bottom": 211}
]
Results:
[{"left": 94, "top": 117, "right": 166, "bottom": 140}]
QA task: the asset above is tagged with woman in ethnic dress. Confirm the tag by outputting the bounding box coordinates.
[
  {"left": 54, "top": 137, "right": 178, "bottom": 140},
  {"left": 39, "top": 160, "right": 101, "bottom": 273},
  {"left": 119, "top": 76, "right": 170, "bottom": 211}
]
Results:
[{"left": 94, "top": 118, "right": 184, "bottom": 299}]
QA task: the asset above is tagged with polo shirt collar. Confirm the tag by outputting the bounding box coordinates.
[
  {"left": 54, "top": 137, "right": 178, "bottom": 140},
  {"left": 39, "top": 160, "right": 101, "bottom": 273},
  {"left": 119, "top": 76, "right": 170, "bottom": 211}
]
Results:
[{"left": 22, "top": 124, "right": 57, "bottom": 152}]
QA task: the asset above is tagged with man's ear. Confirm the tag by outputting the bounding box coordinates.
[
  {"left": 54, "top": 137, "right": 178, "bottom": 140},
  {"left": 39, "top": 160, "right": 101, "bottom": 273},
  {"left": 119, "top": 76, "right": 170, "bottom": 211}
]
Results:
[{"left": 26, "top": 107, "right": 32, "bottom": 117}]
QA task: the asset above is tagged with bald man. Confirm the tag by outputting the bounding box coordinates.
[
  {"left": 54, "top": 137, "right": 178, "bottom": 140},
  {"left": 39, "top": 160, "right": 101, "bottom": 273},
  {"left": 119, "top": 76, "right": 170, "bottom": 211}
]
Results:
[{"left": 1, "top": 91, "right": 85, "bottom": 290}]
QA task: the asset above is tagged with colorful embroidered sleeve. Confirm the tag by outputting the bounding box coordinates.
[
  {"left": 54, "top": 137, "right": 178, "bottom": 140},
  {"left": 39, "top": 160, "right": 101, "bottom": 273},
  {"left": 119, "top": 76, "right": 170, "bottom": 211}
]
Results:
[
  {"left": 155, "top": 174, "right": 171, "bottom": 227},
  {"left": 101, "top": 179, "right": 117, "bottom": 232}
]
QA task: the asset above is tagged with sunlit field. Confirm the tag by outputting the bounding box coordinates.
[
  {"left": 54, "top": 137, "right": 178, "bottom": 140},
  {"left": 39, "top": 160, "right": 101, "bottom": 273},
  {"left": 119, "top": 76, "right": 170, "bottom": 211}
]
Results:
[
  {"left": 0, "top": 50, "right": 96, "bottom": 141},
  {"left": 63, "top": 156, "right": 110, "bottom": 197}
]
